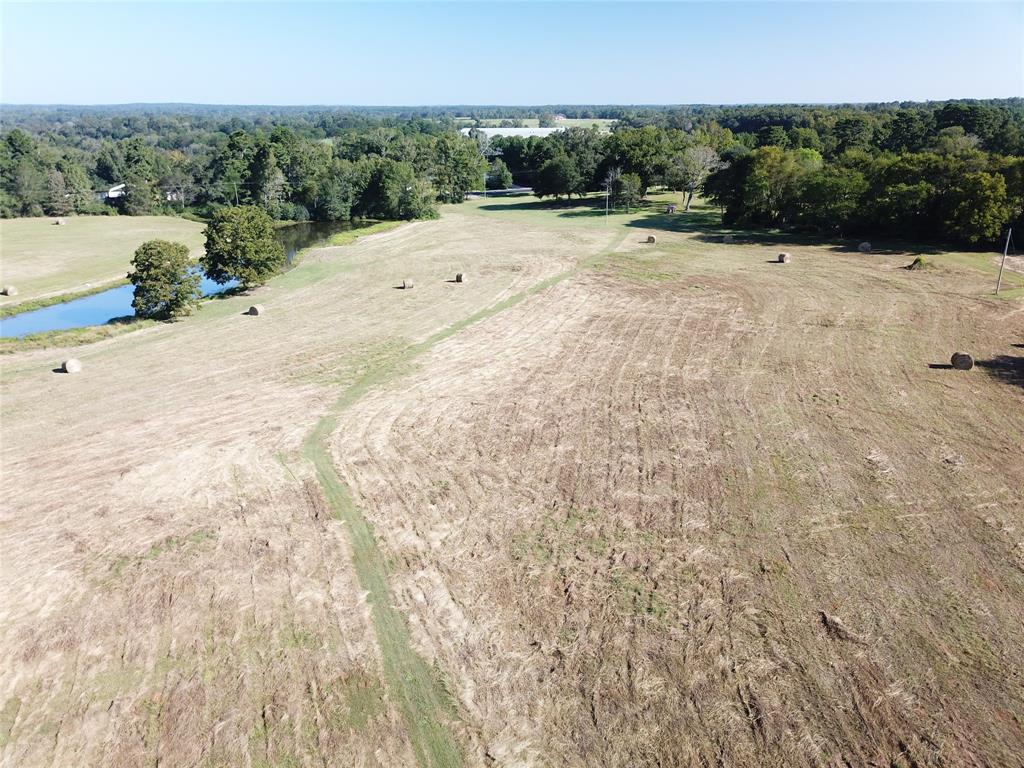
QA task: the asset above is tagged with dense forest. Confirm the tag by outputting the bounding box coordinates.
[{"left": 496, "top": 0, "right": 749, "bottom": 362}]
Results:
[{"left": 2, "top": 99, "right": 1022, "bottom": 245}]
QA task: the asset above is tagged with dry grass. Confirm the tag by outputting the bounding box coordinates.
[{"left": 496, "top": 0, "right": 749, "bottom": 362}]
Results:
[
  {"left": 2, "top": 198, "right": 1023, "bottom": 766},
  {"left": 0, "top": 215, "right": 205, "bottom": 307}
]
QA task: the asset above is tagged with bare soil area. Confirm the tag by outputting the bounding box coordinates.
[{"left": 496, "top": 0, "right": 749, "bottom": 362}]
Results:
[{"left": 2, "top": 198, "right": 1022, "bottom": 767}]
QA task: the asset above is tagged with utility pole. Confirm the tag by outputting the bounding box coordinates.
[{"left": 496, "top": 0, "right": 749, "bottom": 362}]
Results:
[{"left": 995, "top": 228, "right": 1012, "bottom": 295}]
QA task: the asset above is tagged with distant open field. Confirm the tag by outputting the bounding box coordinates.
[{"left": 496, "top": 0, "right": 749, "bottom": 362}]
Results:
[
  {"left": 0, "top": 216, "right": 206, "bottom": 307},
  {"left": 1, "top": 194, "right": 1022, "bottom": 766}
]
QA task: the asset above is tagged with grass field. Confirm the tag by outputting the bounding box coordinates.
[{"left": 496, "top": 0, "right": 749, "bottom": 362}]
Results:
[
  {"left": 1, "top": 195, "right": 1022, "bottom": 766},
  {"left": 0, "top": 215, "right": 206, "bottom": 307}
]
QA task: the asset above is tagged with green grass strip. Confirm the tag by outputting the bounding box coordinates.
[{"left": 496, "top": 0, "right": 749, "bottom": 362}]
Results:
[
  {"left": 328, "top": 220, "right": 405, "bottom": 248},
  {"left": 300, "top": 228, "right": 628, "bottom": 767}
]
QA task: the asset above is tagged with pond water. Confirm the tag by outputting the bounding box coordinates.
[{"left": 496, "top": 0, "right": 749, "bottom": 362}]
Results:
[{"left": 1, "top": 219, "right": 370, "bottom": 339}]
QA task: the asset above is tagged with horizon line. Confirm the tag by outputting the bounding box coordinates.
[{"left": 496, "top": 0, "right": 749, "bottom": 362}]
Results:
[{"left": 3, "top": 97, "right": 1021, "bottom": 110}]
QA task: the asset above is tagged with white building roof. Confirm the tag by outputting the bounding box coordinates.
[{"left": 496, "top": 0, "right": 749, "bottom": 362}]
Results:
[{"left": 459, "top": 127, "right": 565, "bottom": 139}]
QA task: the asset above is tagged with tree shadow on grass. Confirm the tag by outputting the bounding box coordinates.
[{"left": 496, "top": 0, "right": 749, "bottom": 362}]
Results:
[
  {"left": 206, "top": 286, "right": 249, "bottom": 302},
  {"left": 976, "top": 354, "right": 1024, "bottom": 390},
  {"left": 687, "top": 228, "right": 948, "bottom": 255},
  {"left": 477, "top": 195, "right": 974, "bottom": 258},
  {"left": 478, "top": 198, "right": 569, "bottom": 213}
]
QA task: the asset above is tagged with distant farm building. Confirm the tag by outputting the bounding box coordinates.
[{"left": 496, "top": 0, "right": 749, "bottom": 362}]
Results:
[
  {"left": 95, "top": 183, "right": 126, "bottom": 201},
  {"left": 460, "top": 127, "right": 565, "bottom": 139}
]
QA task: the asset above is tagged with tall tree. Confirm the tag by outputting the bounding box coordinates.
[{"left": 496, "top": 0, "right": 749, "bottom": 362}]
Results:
[
  {"left": 487, "top": 158, "right": 514, "bottom": 190},
  {"left": 671, "top": 145, "right": 723, "bottom": 210},
  {"left": 534, "top": 155, "right": 580, "bottom": 200},
  {"left": 44, "top": 169, "right": 71, "bottom": 216},
  {"left": 130, "top": 239, "right": 202, "bottom": 319},
  {"left": 432, "top": 134, "right": 487, "bottom": 203},
  {"left": 613, "top": 172, "right": 643, "bottom": 212},
  {"left": 202, "top": 206, "right": 285, "bottom": 288}
]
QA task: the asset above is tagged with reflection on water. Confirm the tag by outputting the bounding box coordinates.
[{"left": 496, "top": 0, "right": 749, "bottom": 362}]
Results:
[{"left": 1, "top": 219, "right": 370, "bottom": 338}]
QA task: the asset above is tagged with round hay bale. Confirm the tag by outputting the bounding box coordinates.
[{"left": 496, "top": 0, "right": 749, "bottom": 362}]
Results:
[
  {"left": 455, "top": 272, "right": 465, "bottom": 283},
  {"left": 858, "top": 241, "right": 872, "bottom": 253},
  {"left": 53, "top": 218, "right": 66, "bottom": 226},
  {"left": 61, "top": 358, "right": 82, "bottom": 374},
  {"left": 723, "top": 234, "right": 735, "bottom": 244},
  {"left": 778, "top": 252, "right": 791, "bottom": 264},
  {"left": 247, "top": 304, "right": 264, "bottom": 316},
  {"left": 950, "top": 352, "right": 974, "bottom": 371},
  {"left": 402, "top": 279, "right": 414, "bottom": 290},
  {"left": 647, "top": 235, "right": 657, "bottom": 244},
  {"left": 1, "top": 285, "right": 18, "bottom": 296}
]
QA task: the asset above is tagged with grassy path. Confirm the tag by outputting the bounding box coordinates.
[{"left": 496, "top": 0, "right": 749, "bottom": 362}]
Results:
[{"left": 300, "top": 228, "right": 628, "bottom": 767}]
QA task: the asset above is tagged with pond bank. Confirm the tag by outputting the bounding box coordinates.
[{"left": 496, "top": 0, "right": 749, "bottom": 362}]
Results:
[{"left": 1, "top": 218, "right": 382, "bottom": 342}]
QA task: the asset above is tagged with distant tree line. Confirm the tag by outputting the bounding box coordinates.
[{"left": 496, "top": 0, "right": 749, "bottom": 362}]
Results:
[
  {"left": 0, "top": 116, "right": 485, "bottom": 222},
  {"left": 488, "top": 100, "right": 1024, "bottom": 245},
  {"left": 2, "top": 99, "right": 1022, "bottom": 244}
]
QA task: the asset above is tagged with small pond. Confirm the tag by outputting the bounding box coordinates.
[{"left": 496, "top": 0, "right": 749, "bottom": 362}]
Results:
[{"left": 1, "top": 219, "right": 371, "bottom": 339}]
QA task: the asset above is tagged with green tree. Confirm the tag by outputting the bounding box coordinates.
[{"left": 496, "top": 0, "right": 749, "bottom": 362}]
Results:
[
  {"left": 121, "top": 169, "right": 160, "bottom": 215},
  {"left": 487, "top": 158, "right": 514, "bottom": 190},
  {"left": 209, "top": 130, "right": 255, "bottom": 205},
  {"left": 551, "top": 127, "right": 605, "bottom": 193},
  {"left": 743, "top": 147, "right": 822, "bottom": 226},
  {"left": 432, "top": 134, "right": 487, "bottom": 203},
  {"left": 882, "top": 111, "right": 933, "bottom": 153},
  {"left": 669, "top": 145, "right": 723, "bottom": 210},
  {"left": 787, "top": 127, "right": 823, "bottom": 152},
  {"left": 794, "top": 166, "right": 867, "bottom": 232},
  {"left": 356, "top": 158, "right": 437, "bottom": 220},
  {"left": 603, "top": 126, "right": 667, "bottom": 192},
  {"left": 534, "top": 155, "right": 580, "bottom": 200},
  {"left": 10, "top": 160, "right": 47, "bottom": 216},
  {"left": 247, "top": 139, "right": 281, "bottom": 213},
  {"left": 943, "top": 172, "right": 1012, "bottom": 243},
  {"left": 57, "top": 158, "right": 93, "bottom": 212},
  {"left": 832, "top": 114, "right": 874, "bottom": 153},
  {"left": 202, "top": 206, "right": 285, "bottom": 288},
  {"left": 757, "top": 126, "right": 790, "bottom": 148},
  {"left": 613, "top": 172, "right": 643, "bottom": 212},
  {"left": 130, "top": 240, "right": 202, "bottom": 320},
  {"left": 44, "top": 169, "right": 71, "bottom": 216}
]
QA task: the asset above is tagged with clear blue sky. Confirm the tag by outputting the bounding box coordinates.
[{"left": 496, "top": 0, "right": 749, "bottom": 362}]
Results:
[{"left": 2, "top": 1, "right": 1021, "bottom": 105}]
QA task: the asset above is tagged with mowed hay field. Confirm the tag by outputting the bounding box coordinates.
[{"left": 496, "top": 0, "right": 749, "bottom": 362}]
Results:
[
  {"left": 0, "top": 215, "right": 205, "bottom": 306},
  {"left": 1, "top": 196, "right": 1023, "bottom": 767}
]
